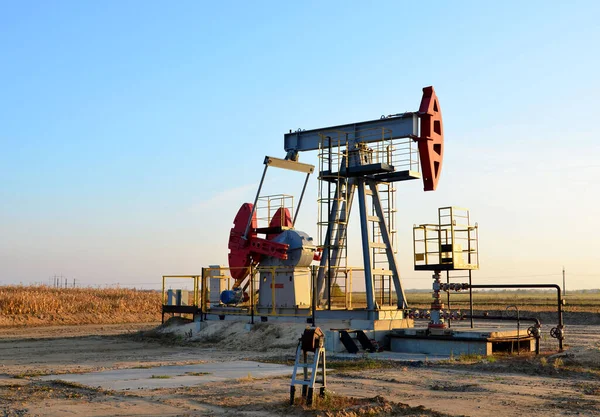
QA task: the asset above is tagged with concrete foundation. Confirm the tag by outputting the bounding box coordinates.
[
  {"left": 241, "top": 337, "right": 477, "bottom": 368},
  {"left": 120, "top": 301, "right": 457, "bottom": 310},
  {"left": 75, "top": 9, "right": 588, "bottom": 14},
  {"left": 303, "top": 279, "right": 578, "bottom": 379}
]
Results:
[
  {"left": 194, "top": 315, "right": 533, "bottom": 357},
  {"left": 324, "top": 318, "right": 413, "bottom": 353},
  {"left": 390, "top": 327, "right": 536, "bottom": 356},
  {"left": 39, "top": 361, "right": 293, "bottom": 391},
  {"left": 203, "top": 306, "right": 408, "bottom": 322},
  {"left": 194, "top": 312, "right": 414, "bottom": 354}
]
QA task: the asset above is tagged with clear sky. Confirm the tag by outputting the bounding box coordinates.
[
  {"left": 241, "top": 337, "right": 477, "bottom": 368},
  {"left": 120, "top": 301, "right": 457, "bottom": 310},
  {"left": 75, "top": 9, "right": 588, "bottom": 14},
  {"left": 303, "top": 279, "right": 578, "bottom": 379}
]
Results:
[{"left": 1, "top": 1, "right": 599, "bottom": 290}]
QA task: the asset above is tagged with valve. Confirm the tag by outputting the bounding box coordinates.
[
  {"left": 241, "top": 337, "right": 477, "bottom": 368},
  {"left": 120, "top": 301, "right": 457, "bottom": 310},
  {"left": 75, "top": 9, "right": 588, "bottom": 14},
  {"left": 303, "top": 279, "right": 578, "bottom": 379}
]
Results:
[
  {"left": 451, "top": 311, "right": 462, "bottom": 320},
  {"left": 440, "top": 282, "right": 469, "bottom": 292},
  {"left": 527, "top": 326, "right": 541, "bottom": 338},
  {"left": 550, "top": 326, "right": 564, "bottom": 339}
]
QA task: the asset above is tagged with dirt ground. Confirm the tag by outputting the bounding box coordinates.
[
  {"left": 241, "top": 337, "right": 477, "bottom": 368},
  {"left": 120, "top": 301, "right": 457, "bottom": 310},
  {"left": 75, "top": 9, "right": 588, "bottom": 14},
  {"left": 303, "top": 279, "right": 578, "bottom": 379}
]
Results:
[{"left": 1, "top": 321, "right": 599, "bottom": 417}]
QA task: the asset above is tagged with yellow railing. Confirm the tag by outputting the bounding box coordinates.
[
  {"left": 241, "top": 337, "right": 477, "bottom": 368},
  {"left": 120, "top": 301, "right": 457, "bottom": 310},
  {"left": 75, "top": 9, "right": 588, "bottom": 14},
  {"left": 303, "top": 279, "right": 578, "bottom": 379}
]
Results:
[
  {"left": 413, "top": 207, "right": 479, "bottom": 270},
  {"left": 256, "top": 194, "right": 294, "bottom": 228},
  {"left": 201, "top": 266, "right": 253, "bottom": 317},
  {"left": 163, "top": 264, "right": 401, "bottom": 319},
  {"left": 161, "top": 275, "right": 201, "bottom": 307}
]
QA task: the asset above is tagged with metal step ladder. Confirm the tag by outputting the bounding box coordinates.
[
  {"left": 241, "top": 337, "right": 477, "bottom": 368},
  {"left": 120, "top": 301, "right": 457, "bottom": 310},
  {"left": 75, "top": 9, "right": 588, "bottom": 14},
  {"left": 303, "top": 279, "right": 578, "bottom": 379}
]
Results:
[
  {"left": 290, "top": 328, "right": 327, "bottom": 406},
  {"left": 339, "top": 329, "right": 379, "bottom": 353},
  {"left": 370, "top": 181, "right": 397, "bottom": 307},
  {"left": 317, "top": 135, "right": 351, "bottom": 308}
]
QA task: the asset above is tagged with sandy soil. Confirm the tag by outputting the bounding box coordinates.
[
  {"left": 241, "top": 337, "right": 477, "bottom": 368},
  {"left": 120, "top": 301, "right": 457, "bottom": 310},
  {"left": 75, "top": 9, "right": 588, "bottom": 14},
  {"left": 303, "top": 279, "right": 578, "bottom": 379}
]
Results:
[
  {"left": 0, "top": 322, "right": 158, "bottom": 340},
  {"left": 1, "top": 321, "right": 599, "bottom": 417}
]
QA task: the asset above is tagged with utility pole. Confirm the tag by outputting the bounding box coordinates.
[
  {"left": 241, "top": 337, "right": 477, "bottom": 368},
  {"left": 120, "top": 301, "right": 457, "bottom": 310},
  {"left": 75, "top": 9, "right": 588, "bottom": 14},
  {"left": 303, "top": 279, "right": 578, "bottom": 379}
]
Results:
[{"left": 562, "top": 266, "right": 566, "bottom": 296}]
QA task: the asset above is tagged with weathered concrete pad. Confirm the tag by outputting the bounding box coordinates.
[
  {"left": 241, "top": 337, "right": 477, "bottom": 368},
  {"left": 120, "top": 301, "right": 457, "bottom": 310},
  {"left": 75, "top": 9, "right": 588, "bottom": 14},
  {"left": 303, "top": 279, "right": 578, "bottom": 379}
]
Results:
[
  {"left": 330, "top": 351, "right": 449, "bottom": 361},
  {"left": 390, "top": 326, "right": 536, "bottom": 355},
  {"left": 401, "top": 327, "right": 530, "bottom": 339},
  {"left": 39, "top": 360, "right": 293, "bottom": 391}
]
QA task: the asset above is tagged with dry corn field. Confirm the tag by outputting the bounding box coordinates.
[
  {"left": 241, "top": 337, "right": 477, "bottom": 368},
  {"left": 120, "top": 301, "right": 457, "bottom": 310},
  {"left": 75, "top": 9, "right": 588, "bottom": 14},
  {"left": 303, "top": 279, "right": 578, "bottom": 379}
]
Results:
[
  {"left": 1, "top": 286, "right": 598, "bottom": 328},
  {"left": 405, "top": 290, "right": 600, "bottom": 313},
  {"left": 0, "top": 286, "right": 161, "bottom": 327},
  {"left": 331, "top": 291, "right": 600, "bottom": 314}
]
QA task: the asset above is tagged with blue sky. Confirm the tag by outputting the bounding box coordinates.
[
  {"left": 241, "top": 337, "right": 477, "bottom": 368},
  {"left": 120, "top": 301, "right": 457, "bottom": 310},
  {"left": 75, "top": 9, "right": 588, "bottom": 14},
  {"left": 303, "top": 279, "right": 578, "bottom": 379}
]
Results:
[{"left": 1, "top": 1, "right": 599, "bottom": 289}]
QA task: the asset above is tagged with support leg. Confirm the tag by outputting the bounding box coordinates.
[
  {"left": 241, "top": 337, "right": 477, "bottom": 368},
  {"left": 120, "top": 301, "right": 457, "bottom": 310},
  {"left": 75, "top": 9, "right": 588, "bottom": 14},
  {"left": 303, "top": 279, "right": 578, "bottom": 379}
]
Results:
[
  {"left": 316, "top": 180, "right": 355, "bottom": 303},
  {"left": 357, "top": 179, "right": 375, "bottom": 318},
  {"left": 368, "top": 180, "right": 407, "bottom": 309}
]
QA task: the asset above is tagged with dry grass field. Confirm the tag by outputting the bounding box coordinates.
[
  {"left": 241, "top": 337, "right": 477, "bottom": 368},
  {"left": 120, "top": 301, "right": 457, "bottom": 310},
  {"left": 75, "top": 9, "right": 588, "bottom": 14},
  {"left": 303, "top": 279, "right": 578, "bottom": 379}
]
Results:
[
  {"left": 332, "top": 290, "right": 600, "bottom": 316},
  {"left": 1, "top": 285, "right": 597, "bottom": 328},
  {"left": 0, "top": 285, "right": 161, "bottom": 327},
  {"left": 404, "top": 290, "right": 600, "bottom": 313}
]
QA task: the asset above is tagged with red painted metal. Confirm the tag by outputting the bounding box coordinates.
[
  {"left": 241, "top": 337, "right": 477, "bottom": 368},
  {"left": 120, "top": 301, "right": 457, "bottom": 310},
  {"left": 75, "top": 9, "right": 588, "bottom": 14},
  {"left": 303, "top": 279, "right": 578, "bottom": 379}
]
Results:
[
  {"left": 227, "top": 203, "right": 289, "bottom": 286},
  {"left": 313, "top": 247, "right": 322, "bottom": 262},
  {"left": 248, "top": 238, "right": 288, "bottom": 258},
  {"left": 266, "top": 207, "right": 292, "bottom": 240},
  {"left": 228, "top": 203, "right": 256, "bottom": 283},
  {"left": 416, "top": 86, "right": 444, "bottom": 191}
]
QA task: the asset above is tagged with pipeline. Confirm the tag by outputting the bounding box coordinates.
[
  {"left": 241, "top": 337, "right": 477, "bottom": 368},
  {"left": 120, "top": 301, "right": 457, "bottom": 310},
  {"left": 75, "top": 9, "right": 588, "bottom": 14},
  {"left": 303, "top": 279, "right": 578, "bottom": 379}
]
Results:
[
  {"left": 469, "top": 284, "right": 564, "bottom": 351},
  {"left": 466, "top": 315, "right": 541, "bottom": 355},
  {"left": 407, "top": 310, "right": 543, "bottom": 354}
]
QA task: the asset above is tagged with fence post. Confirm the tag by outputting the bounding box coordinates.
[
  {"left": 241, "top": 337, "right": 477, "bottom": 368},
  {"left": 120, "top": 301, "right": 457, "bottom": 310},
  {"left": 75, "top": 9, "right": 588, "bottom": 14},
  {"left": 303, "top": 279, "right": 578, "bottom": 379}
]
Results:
[
  {"left": 250, "top": 265, "right": 255, "bottom": 325},
  {"left": 312, "top": 265, "right": 317, "bottom": 327},
  {"left": 200, "top": 269, "right": 205, "bottom": 322}
]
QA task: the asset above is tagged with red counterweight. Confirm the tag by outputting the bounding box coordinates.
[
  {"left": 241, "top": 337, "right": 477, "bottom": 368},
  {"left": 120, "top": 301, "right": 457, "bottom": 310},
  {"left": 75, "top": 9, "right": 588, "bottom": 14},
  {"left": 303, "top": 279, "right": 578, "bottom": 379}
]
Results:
[
  {"left": 266, "top": 206, "right": 293, "bottom": 240},
  {"left": 227, "top": 203, "right": 290, "bottom": 286},
  {"left": 416, "top": 86, "right": 444, "bottom": 192}
]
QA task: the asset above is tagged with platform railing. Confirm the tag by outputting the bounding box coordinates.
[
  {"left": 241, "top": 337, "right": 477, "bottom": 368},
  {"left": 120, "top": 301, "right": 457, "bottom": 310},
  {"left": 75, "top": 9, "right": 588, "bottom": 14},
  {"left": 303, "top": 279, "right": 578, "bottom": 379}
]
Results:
[
  {"left": 161, "top": 275, "right": 201, "bottom": 307},
  {"left": 196, "top": 265, "right": 396, "bottom": 317},
  {"left": 200, "top": 266, "right": 250, "bottom": 317},
  {"left": 314, "top": 264, "right": 357, "bottom": 310},
  {"left": 413, "top": 206, "right": 479, "bottom": 271},
  {"left": 163, "top": 263, "right": 402, "bottom": 322},
  {"left": 255, "top": 194, "right": 294, "bottom": 229},
  {"left": 200, "top": 266, "right": 315, "bottom": 319},
  {"left": 160, "top": 275, "right": 203, "bottom": 323}
]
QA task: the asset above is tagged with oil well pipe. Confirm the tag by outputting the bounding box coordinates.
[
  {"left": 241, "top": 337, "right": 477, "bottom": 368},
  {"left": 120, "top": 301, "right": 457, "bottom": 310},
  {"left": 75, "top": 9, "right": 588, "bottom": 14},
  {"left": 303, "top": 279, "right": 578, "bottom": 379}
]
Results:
[{"left": 469, "top": 284, "right": 564, "bottom": 350}]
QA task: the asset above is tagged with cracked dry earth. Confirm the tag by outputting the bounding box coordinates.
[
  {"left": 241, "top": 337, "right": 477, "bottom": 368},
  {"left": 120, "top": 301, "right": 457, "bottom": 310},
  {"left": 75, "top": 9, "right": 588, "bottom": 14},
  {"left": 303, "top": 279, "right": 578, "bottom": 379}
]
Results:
[{"left": 0, "top": 322, "right": 599, "bottom": 416}]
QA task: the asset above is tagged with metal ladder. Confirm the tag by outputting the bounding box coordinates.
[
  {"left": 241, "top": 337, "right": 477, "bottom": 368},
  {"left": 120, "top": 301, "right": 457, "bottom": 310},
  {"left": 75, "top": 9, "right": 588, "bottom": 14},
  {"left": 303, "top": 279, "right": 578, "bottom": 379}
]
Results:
[
  {"left": 370, "top": 181, "right": 397, "bottom": 307},
  {"left": 290, "top": 333, "right": 326, "bottom": 406},
  {"left": 317, "top": 134, "right": 350, "bottom": 308}
]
